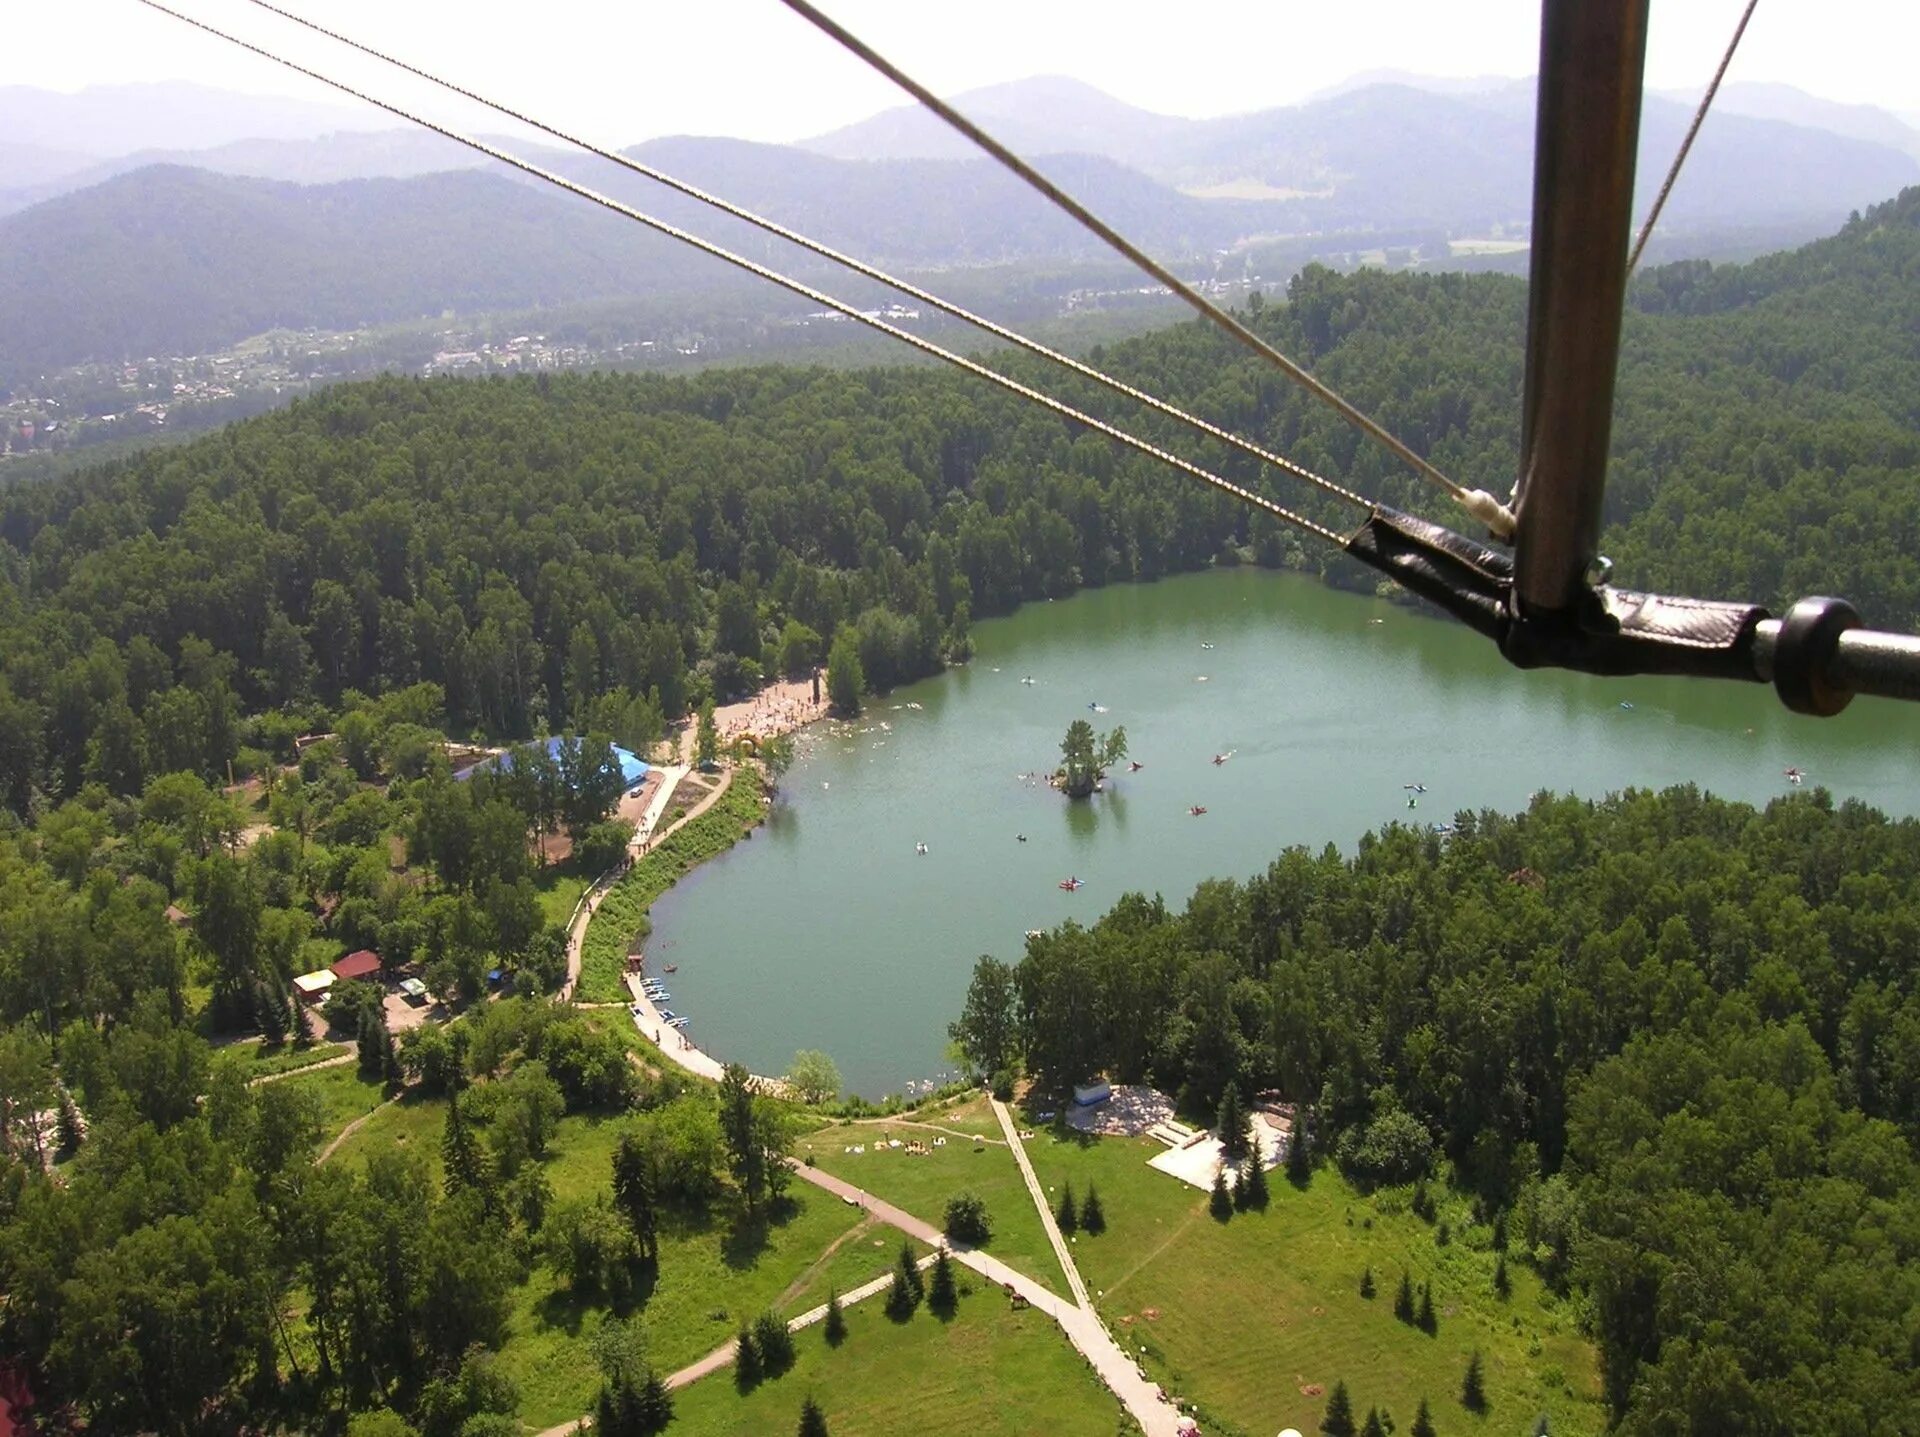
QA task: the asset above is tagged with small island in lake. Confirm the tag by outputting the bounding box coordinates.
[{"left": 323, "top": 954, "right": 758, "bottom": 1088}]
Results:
[{"left": 1053, "top": 717, "right": 1128, "bottom": 798}]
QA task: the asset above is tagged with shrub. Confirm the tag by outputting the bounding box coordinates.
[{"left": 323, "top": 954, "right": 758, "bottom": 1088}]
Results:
[{"left": 945, "top": 1191, "right": 990, "bottom": 1245}]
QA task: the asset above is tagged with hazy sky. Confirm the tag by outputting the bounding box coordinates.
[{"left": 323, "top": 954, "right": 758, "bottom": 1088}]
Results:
[{"left": 8, "top": 0, "right": 1917, "bottom": 146}]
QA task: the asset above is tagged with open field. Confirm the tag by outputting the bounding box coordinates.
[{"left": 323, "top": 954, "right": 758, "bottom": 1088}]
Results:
[
  {"left": 325, "top": 1091, "right": 870, "bottom": 1430},
  {"left": 499, "top": 1182, "right": 867, "bottom": 1429},
  {"left": 535, "top": 862, "right": 593, "bottom": 928},
  {"left": 278, "top": 1060, "right": 391, "bottom": 1142},
  {"left": 804, "top": 1117, "right": 1068, "bottom": 1298},
  {"left": 1021, "top": 1126, "right": 1605, "bottom": 1437},
  {"left": 577, "top": 770, "right": 765, "bottom": 1001},
  {"left": 777, "top": 1222, "right": 928, "bottom": 1319},
  {"left": 665, "top": 1287, "right": 1141, "bottom": 1437},
  {"left": 216, "top": 1039, "right": 352, "bottom": 1078}
]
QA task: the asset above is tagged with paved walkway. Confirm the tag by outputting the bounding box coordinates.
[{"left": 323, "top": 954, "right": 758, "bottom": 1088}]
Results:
[
  {"left": 991, "top": 1096, "right": 1093, "bottom": 1310},
  {"left": 561, "top": 765, "right": 734, "bottom": 1006},
  {"left": 791, "top": 1163, "right": 1184, "bottom": 1436}
]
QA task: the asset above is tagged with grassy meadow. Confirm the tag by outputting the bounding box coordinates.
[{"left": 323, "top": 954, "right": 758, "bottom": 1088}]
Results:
[{"left": 1020, "top": 1125, "right": 1605, "bottom": 1437}]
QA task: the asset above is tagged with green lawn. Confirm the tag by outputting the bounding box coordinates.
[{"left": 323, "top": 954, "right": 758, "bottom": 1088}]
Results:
[
  {"left": 498, "top": 1182, "right": 866, "bottom": 1430},
  {"left": 665, "top": 1285, "right": 1141, "bottom": 1437},
  {"left": 777, "top": 1222, "right": 927, "bottom": 1319},
  {"left": 534, "top": 863, "right": 592, "bottom": 929},
  {"left": 218, "top": 1040, "right": 353, "bottom": 1078},
  {"left": 803, "top": 1118, "right": 1068, "bottom": 1299},
  {"left": 279, "top": 1061, "right": 392, "bottom": 1143},
  {"left": 577, "top": 770, "right": 765, "bottom": 1001},
  {"left": 1022, "top": 1128, "right": 1604, "bottom": 1437},
  {"left": 326, "top": 1093, "right": 870, "bottom": 1431}
]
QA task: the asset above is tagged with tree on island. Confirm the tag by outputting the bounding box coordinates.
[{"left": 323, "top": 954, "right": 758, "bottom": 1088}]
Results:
[
  {"left": 826, "top": 630, "right": 864, "bottom": 717},
  {"left": 1056, "top": 719, "right": 1127, "bottom": 798}
]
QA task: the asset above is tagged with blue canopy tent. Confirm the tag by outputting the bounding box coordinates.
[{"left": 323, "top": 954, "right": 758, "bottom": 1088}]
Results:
[{"left": 457, "top": 736, "right": 650, "bottom": 790}]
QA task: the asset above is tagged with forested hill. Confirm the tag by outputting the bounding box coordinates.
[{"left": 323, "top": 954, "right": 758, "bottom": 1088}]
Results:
[
  {"left": 0, "top": 191, "right": 1916, "bottom": 817},
  {"left": 0, "top": 146, "right": 1296, "bottom": 382}
]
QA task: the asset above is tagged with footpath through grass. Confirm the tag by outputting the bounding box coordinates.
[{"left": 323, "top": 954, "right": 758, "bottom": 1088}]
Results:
[
  {"left": 577, "top": 769, "right": 765, "bottom": 1002},
  {"left": 279, "top": 1060, "right": 391, "bottom": 1143},
  {"left": 324, "top": 1090, "right": 871, "bottom": 1431},
  {"left": 1022, "top": 1127, "right": 1605, "bottom": 1437},
  {"left": 804, "top": 1098, "right": 1070, "bottom": 1299},
  {"left": 665, "top": 1284, "right": 1142, "bottom": 1437}
]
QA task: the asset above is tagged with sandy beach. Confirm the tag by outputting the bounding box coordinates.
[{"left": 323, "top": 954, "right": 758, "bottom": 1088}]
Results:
[{"left": 680, "top": 676, "right": 829, "bottom": 759}]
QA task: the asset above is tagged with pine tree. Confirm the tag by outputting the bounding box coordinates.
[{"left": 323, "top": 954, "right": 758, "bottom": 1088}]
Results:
[
  {"left": 1055, "top": 1182, "right": 1079, "bottom": 1233},
  {"left": 1359, "top": 1266, "right": 1376, "bottom": 1299},
  {"left": 1461, "top": 1350, "right": 1486, "bottom": 1412},
  {"left": 886, "top": 1244, "right": 921, "bottom": 1320},
  {"left": 823, "top": 1287, "right": 847, "bottom": 1345},
  {"left": 928, "top": 1247, "right": 958, "bottom": 1318},
  {"left": 1320, "top": 1378, "right": 1357, "bottom": 1437},
  {"left": 797, "top": 1394, "right": 830, "bottom": 1437},
  {"left": 1494, "top": 1252, "right": 1511, "bottom": 1300},
  {"left": 1361, "top": 1406, "right": 1387, "bottom": 1437},
  {"left": 1418, "top": 1282, "right": 1437, "bottom": 1334},
  {"left": 1410, "top": 1398, "right": 1437, "bottom": 1437},
  {"left": 1492, "top": 1209, "right": 1509, "bottom": 1251},
  {"left": 442, "top": 1093, "right": 494, "bottom": 1205},
  {"left": 901, "top": 1239, "right": 924, "bottom": 1301},
  {"left": 754, "top": 1309, "right": 794, "bottom": 1375},
  {"left": 734, "top": 1325, "right": 763, "bottom": 1390},
  {"left": 1209, "top": 1166, "right": 1233, "bottom": 1220},
  {"left": 1286, "top": 1109, "right": 1313, "bottom": 1186},
  {"left": 612, "top": 1133, "right": 659, "bottom": 1261},
  {"left": 1394, "top": 1270, "right": 1415, "bottom": 1323},
  {"left": 55, "top": 1088, "right": 84, "bottom": 1155},
  {"left": 1411, "top": 1177, "right": 1433, "bottom": 1222},
  {"left": 1240, "top": 1152, "right": 1270, "bottom": 1210},
  {"left": 1216, "top": 1084, "right": 1252, "bottom": 1163},
  {"left": 635, "top": 1371, "right": 673, "bottom": 1435},
  {"left": 1081, "top": 1183, "right": 1106, "bottom": 1234}
]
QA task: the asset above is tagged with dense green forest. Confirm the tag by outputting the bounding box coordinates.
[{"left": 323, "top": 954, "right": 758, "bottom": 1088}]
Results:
[
  {"left": 952, "top": 785, "right": 1920, "bottom": 1434},
  {"left": 3, "top": 188, "right": 1917, "bottom": 825},
  {"left": 0, "top": 184, "right": 1916, "bottom": 1434}
]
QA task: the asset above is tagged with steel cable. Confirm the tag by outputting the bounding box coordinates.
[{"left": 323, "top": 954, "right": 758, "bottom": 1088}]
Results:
[
  {"left": 132, "top": 0, "right": 1354, "bottom": 549},
  {"left": 233, "top": 0, "right": 1372, "bottom": 515}
]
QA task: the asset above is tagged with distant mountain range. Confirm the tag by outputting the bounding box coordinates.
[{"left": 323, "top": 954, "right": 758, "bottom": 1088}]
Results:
[
  {"left": 802, "top": 73, "right": 1918, "bottom": 232},
  {"left": 1, "top": 73, "right": 1915, "bottom": 383}
]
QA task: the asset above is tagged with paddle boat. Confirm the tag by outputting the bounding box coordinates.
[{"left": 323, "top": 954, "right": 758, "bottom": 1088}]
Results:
[
  {"left": 1785, "top": 766, "right": 1805, "bottom": 785},
  {"left": 1059, "top": 876, "right": 1084, "bottom": 892},
  {"left": 1212, "top": 751, "right": 1232, "bottom": 765},
  {"left": 1189, "top": 805, "right": 1208, "bottom": 816},
  {"left": 1128, "top": 760, "right": 1145, "bottom": 771}
]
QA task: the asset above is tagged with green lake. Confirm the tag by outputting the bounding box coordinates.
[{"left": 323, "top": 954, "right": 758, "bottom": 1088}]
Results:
[{"left": 650, "top": 569, "right": 1920, "bottom": 1098}]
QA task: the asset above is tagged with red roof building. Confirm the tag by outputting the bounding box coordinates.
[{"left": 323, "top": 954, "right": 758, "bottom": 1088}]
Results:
[{"left": 331, "top": 950, "right": 383, "bottom": 982}]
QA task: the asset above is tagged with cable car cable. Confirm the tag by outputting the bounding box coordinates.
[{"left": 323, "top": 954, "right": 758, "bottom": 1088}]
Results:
[
  {"left": 1627, "top": 0, "right": 1760, "bottom": 276},
  {"left": 231, "top": 0, "right": 1374, "bottom": 516},
  {"left": 773, "top": 0, "right": 1516, "bottom": 542},
  {"left": 130, "top": 0, "right": 1352, "bottom": 549}
]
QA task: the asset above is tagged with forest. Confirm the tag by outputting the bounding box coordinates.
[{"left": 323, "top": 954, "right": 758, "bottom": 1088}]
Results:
[
  {"left": 950, "top": 784, "right": 1920, "bottom": 1435},
  {"left": 0, "top": 185, "right": 1915, "bottom": 1433},
  {"left": 4, "top": 189, "right": 1919, "bottom": 827}
]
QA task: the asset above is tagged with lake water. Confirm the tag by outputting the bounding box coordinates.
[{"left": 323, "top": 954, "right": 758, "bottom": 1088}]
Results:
[{"left": 650, "top": 569, "right": 1920, "bottom": 1098}]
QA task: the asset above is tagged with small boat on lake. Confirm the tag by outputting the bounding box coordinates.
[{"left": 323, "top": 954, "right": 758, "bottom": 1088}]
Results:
[
  {"left": 662, "top": 963, "right": 677, "bottom": 974},
  {"left": 1128, "top": 761, "right": 1144, "bottom": 772},
  {"left": 1189, "top": 805, "right": 1208, "bottom": 816},
  {"left": 1059, "top": 876, "right": 1084, "bottom": 891},
  {"left": 1212, "top": 751, "right": 1232, "bottom": 766}
]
